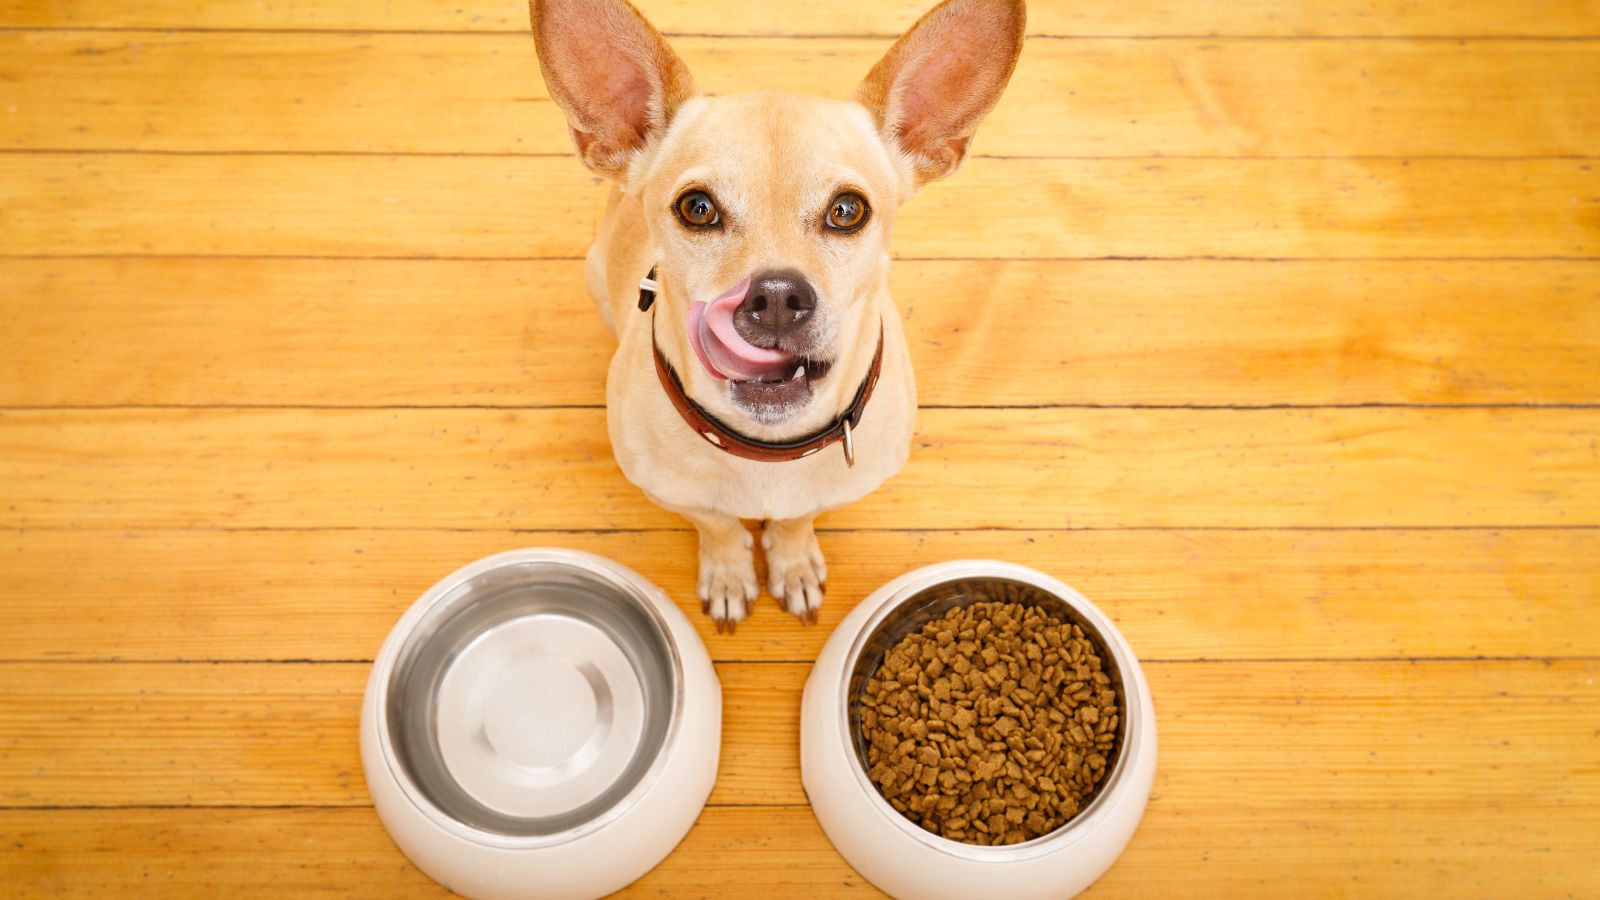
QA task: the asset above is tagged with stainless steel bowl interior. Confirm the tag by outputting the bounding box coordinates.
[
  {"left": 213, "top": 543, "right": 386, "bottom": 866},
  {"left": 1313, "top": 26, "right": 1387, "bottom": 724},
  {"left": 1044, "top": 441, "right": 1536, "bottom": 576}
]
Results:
[
  {"left": 843, "top": 576, "right": 1130, "bottom": 849},
  {"left": 384, "top": 559, "right": 678, "bottom": 838}
]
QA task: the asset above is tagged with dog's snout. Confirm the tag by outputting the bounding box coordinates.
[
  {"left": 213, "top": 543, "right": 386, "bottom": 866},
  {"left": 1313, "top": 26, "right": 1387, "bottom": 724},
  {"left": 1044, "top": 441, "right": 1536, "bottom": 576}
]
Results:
[{"left": 736, "top": 270, "right": 817, "bottom": 342}]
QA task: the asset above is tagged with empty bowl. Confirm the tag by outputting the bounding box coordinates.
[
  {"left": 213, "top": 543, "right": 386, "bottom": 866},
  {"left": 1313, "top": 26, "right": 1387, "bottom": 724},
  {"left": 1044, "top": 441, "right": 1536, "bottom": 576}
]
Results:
[
  {"left": 361, "top": 549, "right": 720, "bottom": 900},
  {"left": 801, "top": 560, "right": 1156, "bottom": 899}
]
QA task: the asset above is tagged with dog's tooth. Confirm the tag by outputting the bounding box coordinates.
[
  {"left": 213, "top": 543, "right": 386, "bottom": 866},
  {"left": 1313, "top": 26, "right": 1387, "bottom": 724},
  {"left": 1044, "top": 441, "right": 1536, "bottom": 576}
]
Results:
[{"left": 794, "top": 365, "right": 806, "bottom": 380}]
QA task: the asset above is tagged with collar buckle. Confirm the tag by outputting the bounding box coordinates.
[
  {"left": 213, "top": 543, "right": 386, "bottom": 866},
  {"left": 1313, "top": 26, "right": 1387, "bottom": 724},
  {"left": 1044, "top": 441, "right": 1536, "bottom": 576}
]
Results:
[{"left": 637, "top": 266, "right": 660, "bottom": 311}]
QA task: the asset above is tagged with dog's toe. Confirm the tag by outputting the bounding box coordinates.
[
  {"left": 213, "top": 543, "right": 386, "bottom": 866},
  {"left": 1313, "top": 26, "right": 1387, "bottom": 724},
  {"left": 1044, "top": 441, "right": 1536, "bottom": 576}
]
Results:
[
  {"left": 776, "top": 569, "right": 825, "bottom": 621},
  {"left": 766, "top": 528, "right": 826, "bottom": 624},
  {"left": 698, "top": 545, "right": 759, "bottom": 632},
  {"left": 700, "top": 581, "right": 750, "bottom": 632}
]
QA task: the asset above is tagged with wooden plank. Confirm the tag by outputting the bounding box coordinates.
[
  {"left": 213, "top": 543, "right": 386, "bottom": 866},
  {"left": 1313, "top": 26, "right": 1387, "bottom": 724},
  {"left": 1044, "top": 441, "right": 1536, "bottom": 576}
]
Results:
[
  {"left": 3, "top": 258, "right": 1598, "bottom": 408},
  {"left": 0, "top": 259, "right": 617, "bottom": 408},
  {"left": 3, "top": 155, "right": 1597, "bottom": 259},
  {"left": 0, "top": 154, "right": 606, "bottom": 259},
  {"left": 0, "top": 806, "right": 868, "bottom": 898},
  {"left": 6, "top": 801, "right": 1597, "bottom": 898},
  {"left": 0, "top": 663, "right": 369, "bottom": 807},
  {"left": 3, "top": 660, "right": 1596, "bottom": 808},
  {"left": 6, "top": 34, "right": 1599, "bottom": 157},
  {"left": 2, "top": 528, "right": 1598, "bottom": 663},
  {"left": 2, "top": 0, "right": 1596, "bottom": 37},
  {"left": 0, "top": 660, "right": 791, "bottom": 807},
  {"left": 0, "top": 407, "right": 1595, "bottom": 531},
  {"left": 2, "top": 807, "right": 456, "bottom": 899},
  {"left": 2, "top": 661, "right": 1596, "bottom": 897}
]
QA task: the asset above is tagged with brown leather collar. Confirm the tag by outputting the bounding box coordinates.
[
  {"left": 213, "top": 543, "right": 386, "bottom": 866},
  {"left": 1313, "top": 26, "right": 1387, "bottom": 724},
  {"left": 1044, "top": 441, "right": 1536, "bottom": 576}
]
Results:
[{"left": 644, "top": 268, "right": 884, "bottom": 466}]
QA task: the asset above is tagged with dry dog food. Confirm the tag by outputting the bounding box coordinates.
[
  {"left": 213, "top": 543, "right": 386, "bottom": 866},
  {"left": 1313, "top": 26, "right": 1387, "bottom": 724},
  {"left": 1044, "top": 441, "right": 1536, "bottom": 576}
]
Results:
[{"left": 858, "top": 585, "right": 1121, "bottom": 845}]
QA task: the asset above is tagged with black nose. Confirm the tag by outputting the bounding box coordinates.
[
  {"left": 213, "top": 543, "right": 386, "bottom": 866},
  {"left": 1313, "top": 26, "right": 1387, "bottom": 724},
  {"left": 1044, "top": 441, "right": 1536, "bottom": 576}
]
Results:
[{"left": 734, "top": 270, "right": 817, "bottom": 343}]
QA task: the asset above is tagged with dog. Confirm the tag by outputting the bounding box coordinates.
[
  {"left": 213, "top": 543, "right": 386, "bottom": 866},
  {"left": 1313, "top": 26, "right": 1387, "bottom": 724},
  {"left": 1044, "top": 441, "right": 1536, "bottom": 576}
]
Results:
[{"left": 530, "top": 0, "right": 1025, "bottom": 631}]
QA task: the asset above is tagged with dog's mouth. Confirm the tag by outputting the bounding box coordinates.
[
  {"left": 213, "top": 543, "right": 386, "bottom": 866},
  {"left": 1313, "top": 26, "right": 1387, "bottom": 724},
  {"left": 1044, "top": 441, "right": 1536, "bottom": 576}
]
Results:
[
  {"left": 687, "top": 277, "right": 834, "bottom": 425},
  {"left": 726, "top": 357, "right": 834, "bottom": 424}
]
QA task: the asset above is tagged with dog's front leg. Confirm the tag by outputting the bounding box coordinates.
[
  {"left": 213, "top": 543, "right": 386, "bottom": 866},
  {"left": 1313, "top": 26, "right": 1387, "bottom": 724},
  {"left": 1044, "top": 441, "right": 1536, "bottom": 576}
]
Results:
[
  {"left": 762, "top": 515, "right": 826, "bottom": 625},
  {"left": 682, "top": 510, "right": 759, "bottom": 633}
]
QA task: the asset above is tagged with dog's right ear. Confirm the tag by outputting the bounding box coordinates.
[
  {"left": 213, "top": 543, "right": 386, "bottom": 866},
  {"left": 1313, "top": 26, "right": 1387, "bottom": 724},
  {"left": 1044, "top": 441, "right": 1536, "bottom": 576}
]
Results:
[{"left": 530, "top": 0, "right": 696, "bottom": 180}]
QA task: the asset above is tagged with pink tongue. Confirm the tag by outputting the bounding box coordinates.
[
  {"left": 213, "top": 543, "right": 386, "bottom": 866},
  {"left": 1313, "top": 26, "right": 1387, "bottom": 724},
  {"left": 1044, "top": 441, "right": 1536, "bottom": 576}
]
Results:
[{"left": 686, "top": 275, "right": 798, "bottom": 382}]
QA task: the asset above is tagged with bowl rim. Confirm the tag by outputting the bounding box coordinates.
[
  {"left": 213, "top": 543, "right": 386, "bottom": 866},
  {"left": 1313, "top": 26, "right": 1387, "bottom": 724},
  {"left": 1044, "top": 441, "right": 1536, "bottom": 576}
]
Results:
[
  {"left": 368, "top": 547, "right": 689, "bottom": 850},
  {"left": 833, "top": 559, "right": 1148, "bottom": 863}
]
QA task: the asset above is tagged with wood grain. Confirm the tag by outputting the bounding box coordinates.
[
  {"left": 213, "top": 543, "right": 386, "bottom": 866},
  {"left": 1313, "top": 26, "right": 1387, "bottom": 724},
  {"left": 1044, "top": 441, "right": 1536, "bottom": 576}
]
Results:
[
  {"left": 4, "top": 259, "right": 1599, "bottom": 408},
  {"left": 7, "top": 801, "right": 1597, "bottom": 898},
  {"left": 2, "top": 528, "right": 1597, "bottom": 663},
  {"left": 3, "top": 660, "right": 1596, "bottom": 898},
  {"left": 6, "top": 34, "right": 1598, "bottom": 157},
  {"left": 4, "top": 155, "right": 1598, "bottom": 259},
  {"left": 0, "top": 660, "right": 804, "bottom": 808},
  {"left": 1, "top": 407, "right": 1595, "bottom": 531},
  {"left": 3, "top": 0, "right": 1598, "bottom": 894},
  {"left": 2, "top": 0, "right": 1597, "bottom": 37},
  {"left": 3, "top": 660, "right": 1596, "bottom": 808}
]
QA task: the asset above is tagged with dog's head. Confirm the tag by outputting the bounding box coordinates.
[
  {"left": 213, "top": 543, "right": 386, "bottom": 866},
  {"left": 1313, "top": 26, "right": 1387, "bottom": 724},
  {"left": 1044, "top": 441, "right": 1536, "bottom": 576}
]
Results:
[{"left": 532, "top": 0, "right": 1025, "bottom": 430}]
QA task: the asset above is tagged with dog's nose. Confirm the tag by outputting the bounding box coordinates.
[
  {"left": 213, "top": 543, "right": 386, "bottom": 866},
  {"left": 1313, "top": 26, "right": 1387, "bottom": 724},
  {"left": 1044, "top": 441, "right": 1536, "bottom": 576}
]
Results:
[{"left": 735, "top": 270, "right": 817, "bottom": 342}]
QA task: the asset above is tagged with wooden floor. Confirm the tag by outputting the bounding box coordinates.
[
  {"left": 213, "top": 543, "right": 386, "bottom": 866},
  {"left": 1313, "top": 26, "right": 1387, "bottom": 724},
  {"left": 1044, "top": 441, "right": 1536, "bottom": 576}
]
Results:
[{"left": 2, "top": 0, "right": 1598, "bottom": 896}]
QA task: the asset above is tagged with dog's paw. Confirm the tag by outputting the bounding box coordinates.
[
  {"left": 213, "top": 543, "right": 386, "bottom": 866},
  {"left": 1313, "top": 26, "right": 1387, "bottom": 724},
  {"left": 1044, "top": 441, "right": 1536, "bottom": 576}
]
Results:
[
  {"left": 763, "top": 523, "right": 826, "bottom": 625},
  {"left": 697, "top": 528, "right": 759, "bottom": 634}
]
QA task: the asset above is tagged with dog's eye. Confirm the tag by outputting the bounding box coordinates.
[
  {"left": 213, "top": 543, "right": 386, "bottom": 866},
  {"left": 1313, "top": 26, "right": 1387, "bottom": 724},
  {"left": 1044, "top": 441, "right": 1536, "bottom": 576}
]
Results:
[
  {"left": 825, "top": 192, "right": 869, "bottom": 232},
  {"left": 675, "top": 190, "right": 721, "bottom": 229}
]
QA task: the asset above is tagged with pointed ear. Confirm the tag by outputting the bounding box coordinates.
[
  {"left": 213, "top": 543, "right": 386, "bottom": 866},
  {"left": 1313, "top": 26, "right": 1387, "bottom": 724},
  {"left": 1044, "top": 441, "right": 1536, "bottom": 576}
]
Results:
[
  {"left": 530, "top": 0, "right": 697, "bottom": 179},
  {"left": 855, "top": 0, "right": 1026, "bottom": 185}
]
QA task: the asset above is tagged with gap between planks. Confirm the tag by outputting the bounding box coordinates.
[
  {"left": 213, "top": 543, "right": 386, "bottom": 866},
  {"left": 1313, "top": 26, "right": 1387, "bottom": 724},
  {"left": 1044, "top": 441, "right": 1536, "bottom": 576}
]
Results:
[
  {"left": 4, "top": 655, "right": 1597, "bottom": 665},
  {"left": 4, "top": 149, "right": 1599, "bottom": 161},
  {"left": 6, "top": 524, "right": 1597, "bottom": 533},
  {"left": 5, "top": 255, "right": 1599, "bottom": 262},
  {"left": 4, "top": 403, "right": 1599, "bottom": 411},
  {"left": 4, "top": 27, "right": 1600, "bottom": 39},
  {"left": 3, "top": 403, "right": 1600, "bottom": 409}
]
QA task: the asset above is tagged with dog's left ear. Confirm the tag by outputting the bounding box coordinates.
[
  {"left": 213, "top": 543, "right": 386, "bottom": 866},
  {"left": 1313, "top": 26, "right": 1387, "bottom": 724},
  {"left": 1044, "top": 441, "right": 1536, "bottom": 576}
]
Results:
[
  {"left": 530, "top": 0, "right": 697, "bottom": 180},
  {"left": 855, "top": 0, "right": 1026, "bottom": 185}
]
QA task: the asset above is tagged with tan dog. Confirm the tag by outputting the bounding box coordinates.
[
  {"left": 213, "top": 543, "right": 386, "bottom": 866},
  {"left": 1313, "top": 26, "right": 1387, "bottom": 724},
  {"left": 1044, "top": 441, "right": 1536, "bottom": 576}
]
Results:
[{"left": 530, "top": 0, "right": 1025, "bottom": 631}]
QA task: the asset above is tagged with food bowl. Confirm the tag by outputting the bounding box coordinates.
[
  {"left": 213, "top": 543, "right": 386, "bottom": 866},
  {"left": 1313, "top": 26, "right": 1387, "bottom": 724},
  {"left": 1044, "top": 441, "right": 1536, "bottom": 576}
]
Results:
[
  {"left": 361, "top": 549, "right": 720, "bottom": 900},
  {"left": 801, "top": 561, "right": 1156, "bottom": 899}
]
